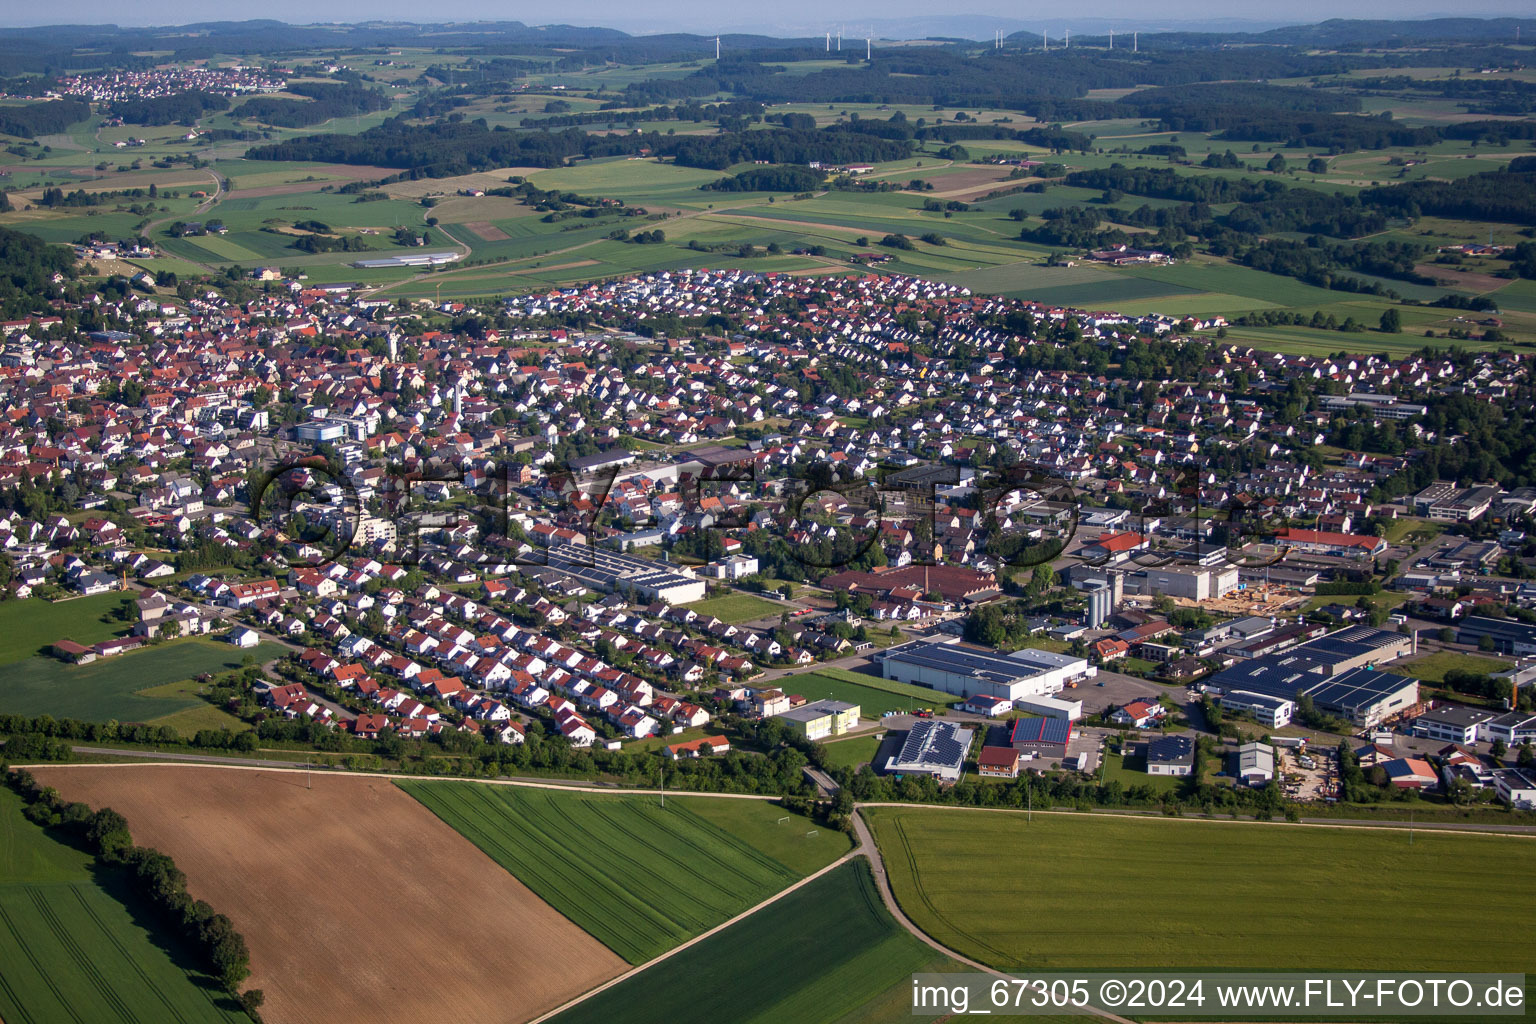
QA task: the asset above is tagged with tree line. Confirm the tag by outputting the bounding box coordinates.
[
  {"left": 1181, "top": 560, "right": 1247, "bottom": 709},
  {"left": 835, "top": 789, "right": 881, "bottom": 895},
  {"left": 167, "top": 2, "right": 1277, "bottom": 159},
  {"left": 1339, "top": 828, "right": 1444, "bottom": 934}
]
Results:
[{"left": 4, "top": 765, "right": 258, "bottom": 1004}]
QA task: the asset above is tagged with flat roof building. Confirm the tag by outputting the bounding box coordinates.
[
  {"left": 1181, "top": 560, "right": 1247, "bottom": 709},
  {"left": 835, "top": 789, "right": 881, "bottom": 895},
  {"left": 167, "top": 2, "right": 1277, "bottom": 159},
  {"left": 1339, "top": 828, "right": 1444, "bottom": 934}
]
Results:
[
  {"left": 778, "top": 699, "right": 860, "bottom": 741},
  {"left": 878, "top": 638, "right": 1094, "bottom": 701},
  {"left": 545, "top": 545, "right": 707, "bottom": 605},
  {"left": 884, "top": 720, "right": 974, "bottom": 784}
]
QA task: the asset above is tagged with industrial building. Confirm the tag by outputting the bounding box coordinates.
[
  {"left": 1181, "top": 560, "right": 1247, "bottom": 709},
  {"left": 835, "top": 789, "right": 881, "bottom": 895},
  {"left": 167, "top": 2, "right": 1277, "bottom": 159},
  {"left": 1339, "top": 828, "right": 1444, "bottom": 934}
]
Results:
[
  {"left": 1234, "top": 742, "right": 1275, "bottom": 785},
  {"left": 883, "top": 720, "right": 974, "bottom": 783},
  {"left": 1210, "top": 661, "right": 1417, "bottom": 729},
  {"left": 544, "top": 545, "right": 707, "bottom": 604},
  {"left": 877, "top": 638, "right": 1094, "bottom": 701},
  {"left": 778, "top": 699, "right": 860, "bottom": 741},
  {"left": 1411, "top": 704, "right": 1498, "bottom": 744},
  {"left": 1128, "top": 565, "right": 1239, "bottom": 602},
  {"left": 1457, "top": 616, "right": 1536, "bottom": 656},
  {"left": 1008, "top": 716, "right": 1074, "bottom": 758},
  {"left": 1219, "top": 690, "right": 1294, "bottom": 728},
  {"left": 1012, "top": 693, "right": 1082, "bottom": 722}
]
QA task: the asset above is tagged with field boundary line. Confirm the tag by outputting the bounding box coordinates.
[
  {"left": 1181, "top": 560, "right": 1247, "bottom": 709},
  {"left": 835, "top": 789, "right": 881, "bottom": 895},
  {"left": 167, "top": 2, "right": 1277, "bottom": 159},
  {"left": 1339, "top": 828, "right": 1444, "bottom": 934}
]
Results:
[
  {"left": 21, "top": 762, "right": 1536, "bottom": 837},
  {"left": 521, "top": 850, "right": 861, "bottom": 1024},
  {"left": 854, "top": 801, "right": 1536, "bottom": 839}
]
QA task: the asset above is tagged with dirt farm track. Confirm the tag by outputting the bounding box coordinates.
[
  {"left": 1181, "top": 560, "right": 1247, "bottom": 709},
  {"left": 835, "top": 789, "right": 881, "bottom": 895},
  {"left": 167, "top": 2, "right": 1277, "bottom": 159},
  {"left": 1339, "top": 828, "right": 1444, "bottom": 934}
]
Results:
[{"left": 31, "top": 765, "right": 626, "bottom": 1024}]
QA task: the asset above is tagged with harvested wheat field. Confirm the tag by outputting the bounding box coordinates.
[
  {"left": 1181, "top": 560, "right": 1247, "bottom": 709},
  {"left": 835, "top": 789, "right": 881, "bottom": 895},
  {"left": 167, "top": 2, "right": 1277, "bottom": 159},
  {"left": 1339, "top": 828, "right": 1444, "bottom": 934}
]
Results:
[{"left": 32, "top": 765, "right": 625, "bottom": 1024}]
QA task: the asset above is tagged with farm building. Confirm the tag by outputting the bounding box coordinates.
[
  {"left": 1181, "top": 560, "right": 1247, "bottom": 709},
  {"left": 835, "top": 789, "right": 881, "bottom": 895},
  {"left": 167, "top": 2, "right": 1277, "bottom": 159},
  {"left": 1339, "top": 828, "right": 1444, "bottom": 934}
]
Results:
[
  {"left": 883, "top": 720, "right": 974, "bottom": 784},
  {"left": 52, "top": 639, "right": 97, "bottom": 664}
]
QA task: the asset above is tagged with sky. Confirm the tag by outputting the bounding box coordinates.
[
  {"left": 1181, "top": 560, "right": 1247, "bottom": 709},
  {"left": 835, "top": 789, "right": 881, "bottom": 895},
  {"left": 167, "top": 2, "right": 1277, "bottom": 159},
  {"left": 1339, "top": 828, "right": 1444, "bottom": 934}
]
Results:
[{"left": 23, "top": 2, "right": 1536, "bottom": 34}]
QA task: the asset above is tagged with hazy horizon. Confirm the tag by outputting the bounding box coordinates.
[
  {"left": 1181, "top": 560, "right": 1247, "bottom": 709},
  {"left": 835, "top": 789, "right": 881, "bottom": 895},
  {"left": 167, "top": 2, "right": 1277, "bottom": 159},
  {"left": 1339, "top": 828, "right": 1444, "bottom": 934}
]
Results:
[{"left": 13, "top": 5, "right": 1536, "bottom": 34}]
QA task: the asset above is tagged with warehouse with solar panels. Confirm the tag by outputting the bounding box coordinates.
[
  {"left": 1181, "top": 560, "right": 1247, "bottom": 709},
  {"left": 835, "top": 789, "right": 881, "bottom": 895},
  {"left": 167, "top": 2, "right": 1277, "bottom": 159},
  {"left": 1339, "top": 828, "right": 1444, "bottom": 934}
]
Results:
[
  {"left": 1208, "top": 625, "right": 1419, "bottom": 728},
  {"left": 883, "top": 720, "right": 974, "bottom": 783},
  {"left": 876, "top": 638, "right": 1095, "bottom": 700}
]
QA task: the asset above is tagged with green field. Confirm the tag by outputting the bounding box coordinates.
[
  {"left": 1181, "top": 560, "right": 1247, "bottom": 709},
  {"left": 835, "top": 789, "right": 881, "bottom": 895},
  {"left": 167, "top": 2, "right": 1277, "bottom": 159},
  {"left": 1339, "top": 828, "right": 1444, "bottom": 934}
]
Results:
[
  {"left": 822, "top": 733, "right": 884, "bottom": 770},
  {"left": 0, "top": 788, "right": 249, "bottom": 1024},
  {"left": 682, "top": 592, "right": 786, "bottom": 623},
  {"left": 867, "top": 807, "right": 1536, "bottom": 971},
  {"left": 398, "top": 782, "right": 851, "bottom": 962},
  {"left": 0, "top": 638, "right": 287, "bottom": 723},
  {"left": 548, "top": 860, "right": 948, "bottom": 1024},
  {"left": 0, "top": 593, "right": 135, "bottom": 665},
  {"left": 1386, "top": 651, "right": 1512, "bottom": 685},
  {"left": 776, "top": 671, "right": 941, "bottom": 717}
]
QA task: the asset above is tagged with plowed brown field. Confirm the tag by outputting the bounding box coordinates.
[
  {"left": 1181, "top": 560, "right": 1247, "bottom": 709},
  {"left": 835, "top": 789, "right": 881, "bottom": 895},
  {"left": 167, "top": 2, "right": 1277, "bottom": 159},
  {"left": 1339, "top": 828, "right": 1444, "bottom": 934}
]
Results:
[{"left": 33, "top": 765, "right": 624, "bottom": 1024}]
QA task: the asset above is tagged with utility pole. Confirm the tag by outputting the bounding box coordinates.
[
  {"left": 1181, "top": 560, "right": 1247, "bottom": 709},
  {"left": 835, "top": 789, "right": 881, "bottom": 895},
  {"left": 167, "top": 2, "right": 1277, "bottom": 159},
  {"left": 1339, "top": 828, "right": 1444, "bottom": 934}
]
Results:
[{"left": 659, "top": 763, "right": 665, "bottom": 807}]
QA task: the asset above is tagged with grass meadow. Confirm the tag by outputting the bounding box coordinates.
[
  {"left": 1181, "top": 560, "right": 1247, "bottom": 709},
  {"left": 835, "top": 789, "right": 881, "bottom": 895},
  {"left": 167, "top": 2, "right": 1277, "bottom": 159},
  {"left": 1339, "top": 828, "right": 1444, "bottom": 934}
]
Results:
[
  {"left": 0, "top": 637, "right": 286, "bottom": 723},
  {"left": 397, "top": 782, "right": 850, "bottom": 962}
]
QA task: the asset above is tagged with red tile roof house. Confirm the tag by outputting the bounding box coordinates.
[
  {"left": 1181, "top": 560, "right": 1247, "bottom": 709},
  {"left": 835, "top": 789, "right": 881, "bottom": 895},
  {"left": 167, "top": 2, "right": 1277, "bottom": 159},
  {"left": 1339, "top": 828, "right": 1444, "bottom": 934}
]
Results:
[
  {"left": 665, "top": 735, "right": 731, "bottom": 759},
  {"left": 1109, "top": 699, "right": 1165, "bottom": 729}
]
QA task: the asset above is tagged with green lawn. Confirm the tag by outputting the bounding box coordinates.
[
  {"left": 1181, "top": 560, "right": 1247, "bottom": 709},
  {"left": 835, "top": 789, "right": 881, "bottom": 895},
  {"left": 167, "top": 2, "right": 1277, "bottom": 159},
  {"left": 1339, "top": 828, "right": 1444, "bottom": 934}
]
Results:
[
  {"left": 133, "top": 680, "right": 251, "bottom": 734},
  {"left": 1098, "top": 751, "right": 1183, "bottom": 792},
  {"left": 775, "top": 671, "right": 941, "bottom": 717},
  {"left": 867, "top": 807, "right": 1536, "bottom": 972},
  {"left": 821, "top": 733, "right": 884, "bottom": 771},
  {"left": 548, "top": 861, "right": 945, "bottom": 1024},
  {"left": 0, "top": 593, "right": 135, "bottom": 665},
  {"left": 682, "top": 592, "right": 786, "bottom": 623},
  {"left": 0, "top": 788, "right": 249, "bottom": 1024},
  {"left": 1386, "top": 651, "right": 1512, "bottom": 684},
  {"left": 397, "top": 782, "right": 850, "bottom": 963},
  {"left": 1302, "top": 591, "right": 1408, "bottom": 615},
  {"left": 0, "top": 638, "right": 286, "bottom": 723}
]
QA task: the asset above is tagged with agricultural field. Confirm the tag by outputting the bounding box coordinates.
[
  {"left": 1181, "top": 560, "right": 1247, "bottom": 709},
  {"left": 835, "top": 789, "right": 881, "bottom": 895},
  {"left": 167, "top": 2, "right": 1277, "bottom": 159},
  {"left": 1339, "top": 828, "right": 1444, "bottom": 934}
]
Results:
[
  {"left": 547, "top": 860, "right": 949, "bottom": 1024},
  {"left": 681, "top": 591, "right": 785, "bottom": 623},
  {"left": 31, "top": 765, "right": 624, "bottom": 1024},
  {"left": 0, "top": 637, "right": 287, "bottom": 723},
  {"left": 866, "top": 807, "right": 1536, "bottom": 972},
  {"left": 0, "top": 787, "right": 249, "bottom": 1024},
  {"left": 399, "top": 781, "right": 850, "bottom": 962}
]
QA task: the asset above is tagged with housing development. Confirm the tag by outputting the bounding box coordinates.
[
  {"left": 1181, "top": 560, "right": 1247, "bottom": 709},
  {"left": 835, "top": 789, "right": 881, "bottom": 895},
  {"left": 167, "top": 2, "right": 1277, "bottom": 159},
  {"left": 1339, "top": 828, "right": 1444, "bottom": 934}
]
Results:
[{"left": 0, "top": 13, "right": 1534, "bottom": 1024}]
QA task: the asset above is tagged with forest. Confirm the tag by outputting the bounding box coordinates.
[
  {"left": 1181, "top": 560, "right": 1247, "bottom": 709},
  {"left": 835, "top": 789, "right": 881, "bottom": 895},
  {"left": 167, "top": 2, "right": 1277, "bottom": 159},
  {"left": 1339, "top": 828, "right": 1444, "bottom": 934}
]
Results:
[
  {"left": 0, "top": 227, "right": 77, "bottom": 320},
  {"left": 248, "top": 120, "right": 913, "bottom": 176},
  {"left": 0, "top": 98, "right": 90, "bottom": 138},
  {"left": 109, "top": 89, "right": 229, "bottom": 126},
  {"left": 234, "top": 81, "right": 390, "bottom": 129}
]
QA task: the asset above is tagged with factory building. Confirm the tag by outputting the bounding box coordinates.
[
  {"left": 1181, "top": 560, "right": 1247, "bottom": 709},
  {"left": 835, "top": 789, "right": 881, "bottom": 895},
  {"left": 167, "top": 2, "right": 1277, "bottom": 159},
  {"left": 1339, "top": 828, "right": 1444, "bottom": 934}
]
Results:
[
  {"left": 545, "top": 545, "right": 707, "bottom": 604},
  {"left": 877, "top": 638, "right": 1095, "bottom": 701}
]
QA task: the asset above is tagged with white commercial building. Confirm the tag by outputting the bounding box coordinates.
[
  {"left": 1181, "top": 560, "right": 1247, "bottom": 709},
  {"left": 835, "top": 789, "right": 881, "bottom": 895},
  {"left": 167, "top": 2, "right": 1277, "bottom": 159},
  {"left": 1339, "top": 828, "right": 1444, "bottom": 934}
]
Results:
[
  {"left": 1012, "top": 693, "right": 1083, "bottom": 722},
  {"left": 878, "top": 638, "right": 1095, "bottom": 701},
  {"left": 1133, "top": 566, "right": 1240, "bottom": 602}
]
